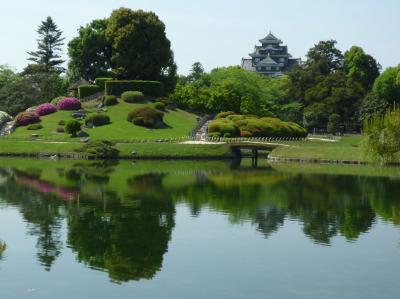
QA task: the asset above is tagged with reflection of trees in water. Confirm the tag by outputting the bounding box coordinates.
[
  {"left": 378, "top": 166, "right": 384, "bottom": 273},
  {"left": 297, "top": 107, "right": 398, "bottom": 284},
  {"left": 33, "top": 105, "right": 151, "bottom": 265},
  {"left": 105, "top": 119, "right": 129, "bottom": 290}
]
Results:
[
  {"left": 67, "top": 172, "right": 175, "bottom": 282},
  {"left": 0, "top": 240, "right": 6, "bottom": 260},
  {"left": 3, "top": 162, "right": 400, "bottom": 280},
  {"left": 0, "top": 175, "right": 64, "bottom": 270}
]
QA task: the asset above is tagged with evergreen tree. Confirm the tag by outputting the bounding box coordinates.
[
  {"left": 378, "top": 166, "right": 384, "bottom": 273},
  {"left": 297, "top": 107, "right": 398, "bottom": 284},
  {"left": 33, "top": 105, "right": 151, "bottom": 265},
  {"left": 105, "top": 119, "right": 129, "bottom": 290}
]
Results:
[{"left": 27, "top": 16, "right": 65, "bottom": 72}]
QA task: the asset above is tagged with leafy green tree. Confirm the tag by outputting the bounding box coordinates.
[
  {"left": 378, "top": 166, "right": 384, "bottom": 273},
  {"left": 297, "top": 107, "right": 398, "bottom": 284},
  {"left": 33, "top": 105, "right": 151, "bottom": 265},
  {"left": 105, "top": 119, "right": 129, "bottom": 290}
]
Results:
[
  {"left": 65, "top": 120, "right": 81, "bottom": 137},
  {"left": 106, "top": 8, "right": 177, "bottom": 90},
  {"left": 327, "top": 113, "right": 341, "bottom": 134},
  {"left": 364, "top": 108, "right": 400, "bottom": 164},
  {"left": 373, "top": 66, "right": 400, "bottom": 108},
  {"left": 344, "top": 46, "right": 380, "bottom": 90},
  {"left": 68, "top": 19, "right": 112, "bottom": 82},
  {"left": 0, "top": 65, "right": 18, "bottom": 90},
  {"left": 27, "top": 16, "right": 65, "bottom": 73},
  {"left": 0, "top": 77, "right": 40, "bottom": 115},
  {"left": 303, "top": 102, "right": 328, "bottom": 130},
  {"left": 306, "top": 40, "right": 344, "bottom": 75},
  {"left": 359, "top": 92, "right": 389, "bottom": 121},
  {"left": 188, "top": 62, "right": 205, "bottom": 82}
]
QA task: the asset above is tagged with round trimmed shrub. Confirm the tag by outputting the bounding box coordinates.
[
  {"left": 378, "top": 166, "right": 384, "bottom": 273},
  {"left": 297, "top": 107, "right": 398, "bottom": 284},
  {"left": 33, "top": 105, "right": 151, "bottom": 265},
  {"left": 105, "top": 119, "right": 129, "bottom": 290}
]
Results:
[
  {"left": 103, "top": 95, "right": 118, "bottom": 106},
  {"left": 65, "top": 119, "right": 82, "bottom": 137},
  {"left": 27, "top": 124, "right": 43, "bottom": 130},
  {"left": 127, "top": 107, "right": 164, "bottom": 128},
  {"left": 216, "top": 111, "right": 235, "bottom": 119},
  {"left": 58, "top": 98, "right": 81, "bottom": 110},
  {"left": 154, "top": 102, "right": 166, "bottom": 111},
  {"left": 208, "top": 118, "right": 239, "bottom": 138},
  {"left": 15, "top": 112, "right": 41, "bottom": 127},
  {"left": 58, "top": 120, "right": 66, "bottom": 126},
  {"left": 85, "top": 114, "right": 110, "bottom": 127},
  {"left": 36, "top": 103, "right": 57, "bottom": 116},
  {"left": 122, "top": 91, "right": 145, "bottom": 103}
]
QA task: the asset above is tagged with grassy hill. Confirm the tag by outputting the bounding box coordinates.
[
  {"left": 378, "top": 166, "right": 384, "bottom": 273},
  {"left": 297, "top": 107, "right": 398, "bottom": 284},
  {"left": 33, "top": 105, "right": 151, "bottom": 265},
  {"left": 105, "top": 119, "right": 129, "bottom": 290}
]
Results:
[{"left": 8, "top": 101, "right": 198, "bottom": 141}]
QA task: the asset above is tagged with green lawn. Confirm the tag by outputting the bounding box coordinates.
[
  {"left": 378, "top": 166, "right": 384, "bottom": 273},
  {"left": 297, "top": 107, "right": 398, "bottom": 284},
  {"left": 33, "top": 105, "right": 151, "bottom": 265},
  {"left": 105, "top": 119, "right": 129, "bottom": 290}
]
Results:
[
  {"left": 270, "top": 135, "right": 366, "bottom": 162},
  {"left": 0, "top": 140, "right": 233, "bottom": 159},
  {"left": 8, "top": 101, "right": 198, "bottom": 141}
]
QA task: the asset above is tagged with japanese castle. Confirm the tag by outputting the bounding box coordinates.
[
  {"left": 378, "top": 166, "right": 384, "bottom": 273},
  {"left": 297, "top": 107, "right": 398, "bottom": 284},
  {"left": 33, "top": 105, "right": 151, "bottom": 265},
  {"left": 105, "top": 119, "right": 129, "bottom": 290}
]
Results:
[{"left": 241, "top": 32, "right": 300, "bottom": 77}]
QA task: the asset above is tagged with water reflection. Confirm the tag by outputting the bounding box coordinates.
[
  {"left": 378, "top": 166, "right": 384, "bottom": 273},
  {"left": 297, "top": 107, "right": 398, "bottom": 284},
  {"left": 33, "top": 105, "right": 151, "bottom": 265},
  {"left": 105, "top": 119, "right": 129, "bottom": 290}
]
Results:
[{"left": 0, "top": 159, "right": 400, "bottom": 282}]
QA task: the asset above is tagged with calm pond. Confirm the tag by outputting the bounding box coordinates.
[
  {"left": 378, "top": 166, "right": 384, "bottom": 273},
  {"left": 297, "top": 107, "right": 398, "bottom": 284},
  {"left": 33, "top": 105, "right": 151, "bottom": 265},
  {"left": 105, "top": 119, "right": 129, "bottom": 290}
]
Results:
[{"left": 0, "top": 158, "right": 399, "bottom": 299}]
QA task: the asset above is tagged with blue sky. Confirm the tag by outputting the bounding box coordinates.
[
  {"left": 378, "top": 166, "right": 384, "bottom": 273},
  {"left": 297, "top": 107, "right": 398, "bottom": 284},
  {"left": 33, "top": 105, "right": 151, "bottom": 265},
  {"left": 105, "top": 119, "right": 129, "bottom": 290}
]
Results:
[{"left": 0, "top": 0, "right": 399, "bottom": 74}]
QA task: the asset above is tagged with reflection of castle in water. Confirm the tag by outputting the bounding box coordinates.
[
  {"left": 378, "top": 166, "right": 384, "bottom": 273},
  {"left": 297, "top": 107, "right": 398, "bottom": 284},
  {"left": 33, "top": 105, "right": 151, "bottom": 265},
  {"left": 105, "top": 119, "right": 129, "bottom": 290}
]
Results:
[{"left": 1, "top": 162, "right": 400, "bottom": 281}]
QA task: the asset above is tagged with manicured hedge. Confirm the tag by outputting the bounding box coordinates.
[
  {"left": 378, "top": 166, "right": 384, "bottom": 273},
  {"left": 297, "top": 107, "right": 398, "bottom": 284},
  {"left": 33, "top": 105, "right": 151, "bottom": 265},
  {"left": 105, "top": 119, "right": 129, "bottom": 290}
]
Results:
[
  {"left": 36, "top": 103, "right": 57, "bottom": 116},
  {"left": 15, "top": 112, "right": 41, "bottom": 127},
  {"left": 27, "top": 124, "right": 43, "bottom": 130},
  {"left": 103, "top": 95, "right": 118, "bottom": 106},
  {"left": 121, "top": 91, "right": 145, "bottom": 103},
  {"left": 95, "top": 78, "right": 113, "bottom": 89},
  {"left": 78, "top": 85, "right": 102, "bottom": 99},
  {"left": 208, "top": 114, "right": 307, "bottom": 138},
  {"left": 127, "top": 107, "right": 164, "bottom": 128},
  {"left": 105, "top": 80, "right": 164, "bottom": 97},
  {"left": 85, "top": 114, "right": 111, "bottom": 127},
  {"left": 58, "top": 98, "right": 82, "bottom": 111}
]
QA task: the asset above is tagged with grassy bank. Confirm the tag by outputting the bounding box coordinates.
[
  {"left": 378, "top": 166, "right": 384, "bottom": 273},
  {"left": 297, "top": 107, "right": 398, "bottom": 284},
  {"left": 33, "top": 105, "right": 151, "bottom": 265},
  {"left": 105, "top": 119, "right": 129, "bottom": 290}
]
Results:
[
  {"left": 269, "top": 135, "right": 366, "bottom": 163},
  {"left": 7, "top": 101, "right": 198, "bottom": 141},
  {"left": 0, "top": 140, "right": 233, "bottom": 159}
]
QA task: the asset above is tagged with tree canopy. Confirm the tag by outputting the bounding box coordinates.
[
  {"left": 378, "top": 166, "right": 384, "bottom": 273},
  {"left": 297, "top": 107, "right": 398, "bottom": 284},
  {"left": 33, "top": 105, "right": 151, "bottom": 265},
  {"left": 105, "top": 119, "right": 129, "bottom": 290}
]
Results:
[
  {"left": 68, "top": 19, "right": 112, "bottom": 82},
  {"left": 27, "top": 16, "right": 65, "bottom": 73}
]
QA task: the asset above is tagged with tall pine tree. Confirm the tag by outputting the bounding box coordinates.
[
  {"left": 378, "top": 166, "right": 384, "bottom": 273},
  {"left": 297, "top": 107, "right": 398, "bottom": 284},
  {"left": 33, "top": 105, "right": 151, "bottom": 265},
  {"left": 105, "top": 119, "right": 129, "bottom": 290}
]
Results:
[{"left": 27, "top": 16, "right": 65, "bottom": 73}]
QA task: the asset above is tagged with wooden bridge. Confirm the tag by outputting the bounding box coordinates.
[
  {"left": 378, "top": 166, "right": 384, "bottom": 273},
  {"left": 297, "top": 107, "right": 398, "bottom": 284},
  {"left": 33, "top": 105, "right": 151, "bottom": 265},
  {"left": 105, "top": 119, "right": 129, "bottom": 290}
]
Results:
[{"left": 230, "top": 143, "right": 276, "bottom": 167}]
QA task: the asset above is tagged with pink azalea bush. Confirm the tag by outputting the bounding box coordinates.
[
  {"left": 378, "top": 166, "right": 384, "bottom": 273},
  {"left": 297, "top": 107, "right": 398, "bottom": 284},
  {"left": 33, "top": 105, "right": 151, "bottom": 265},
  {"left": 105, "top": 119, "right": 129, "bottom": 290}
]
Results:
[
  {"left": 57, "top": 98, "right": 81, "bottom": 111},
  {"left": 36, "top": 103, "right": 57, "bottom": 116},
  {"left": 15, "top": 111, "right": 41, "bottom": 127}
]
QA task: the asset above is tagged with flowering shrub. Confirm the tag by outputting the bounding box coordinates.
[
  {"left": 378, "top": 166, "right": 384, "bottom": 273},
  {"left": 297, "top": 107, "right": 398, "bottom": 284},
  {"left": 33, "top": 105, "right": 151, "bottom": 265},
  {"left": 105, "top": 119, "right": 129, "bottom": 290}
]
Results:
[
  {"left": 36, "top": 103, "right": 57, "bottom": 116},
  {"left": 57, "top": 98, "right": 81, "bottom": 110},
  {"left": 15, "top": 112, "right": 40, "bottom": 127}
]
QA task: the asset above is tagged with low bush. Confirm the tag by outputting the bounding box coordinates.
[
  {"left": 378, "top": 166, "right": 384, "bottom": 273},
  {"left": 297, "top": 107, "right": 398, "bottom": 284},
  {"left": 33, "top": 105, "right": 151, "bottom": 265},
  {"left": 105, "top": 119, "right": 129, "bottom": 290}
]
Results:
[
  {"left": 216, "top": 111, "right": 235, "bottom": 119},
  {"left": 27, "top": 124, "right": 43, "bottom": 130},
  {"left": 85, "top": 114, "right": 111, "bottom": 127},
  {"left": 51, "top": 96, "right": 66, "bottom": 105},
  {"left": 154, "top": 102, "right": 166, "bottom": 111},
  {"left": 78, "top": 85, "right": 102, "bottom": 99},
  {"left": 105, "top": 80, "right": 164, "bottom": 97},
  {"left": 58, "top": 120, "right": 65, "bottom": 126},
  {"left": 103, "top": 95, "right": 118, "bottom": 106},
  {"left": 208, "top": 114, "right": 307, "bottom": 138},
  {"left": 56, "top": 127, "right": 65, "bottom": 133},
  {"left": 36, "top": 103, "right": 57, "bottom": 116},
  {"left": 95, "top": 77, "right": 113, "bottom": 89},
  {"left": 75, "top": 140, "right": 119, "bottom": 159},
  {"left": 208, "top": 118, "right": 239, "bottom": 138},
  {"left": 122, "top": 91, "right": 145, "bottom": 103},
  {"left": 127, "top": 107, "right": 164, "bottom": 128},
  {"left": 65, "top": 119, "right": 82, "bottom": 137},
  {"left": 58, "top": 98, "right": 82, "bottom": 111},
  {"left": 15, "top": 112, "right": 41, "bottom": 127}
]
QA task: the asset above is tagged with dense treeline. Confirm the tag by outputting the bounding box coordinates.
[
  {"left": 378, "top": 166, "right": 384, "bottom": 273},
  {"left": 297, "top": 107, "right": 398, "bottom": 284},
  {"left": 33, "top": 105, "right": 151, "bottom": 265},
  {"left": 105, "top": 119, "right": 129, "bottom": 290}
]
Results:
[{"left": 173, "top": 40, "right": 398, "bottom": 133}]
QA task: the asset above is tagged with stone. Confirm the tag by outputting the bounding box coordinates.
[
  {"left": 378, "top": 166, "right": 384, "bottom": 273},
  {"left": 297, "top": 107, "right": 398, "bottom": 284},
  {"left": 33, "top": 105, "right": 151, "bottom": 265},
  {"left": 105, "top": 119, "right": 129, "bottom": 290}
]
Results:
[
  {"left": 80, "top": 137, "right": 90, "bottom": 143},
  {"left": 77, "top": 131, "right": 90, "bottom": 137}
]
